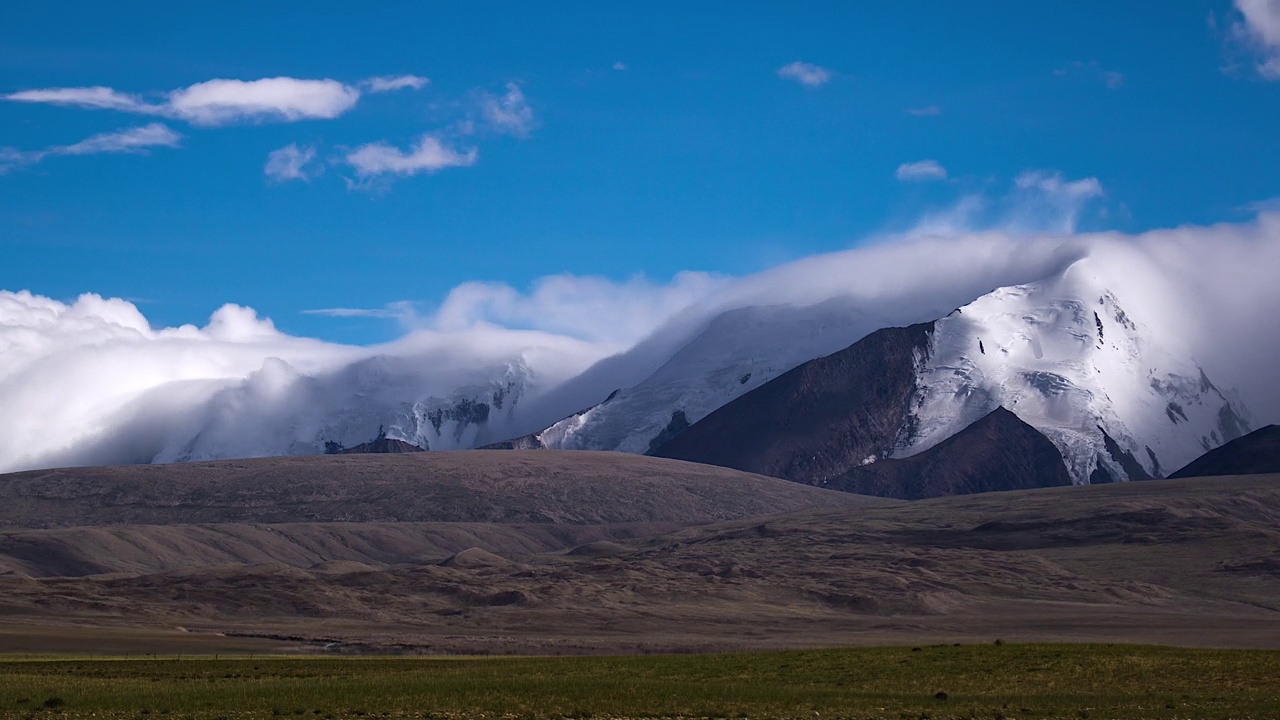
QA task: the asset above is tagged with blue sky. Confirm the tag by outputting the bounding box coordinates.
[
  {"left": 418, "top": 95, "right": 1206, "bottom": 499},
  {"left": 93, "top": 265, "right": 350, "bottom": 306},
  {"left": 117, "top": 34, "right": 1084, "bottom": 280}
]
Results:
[{"left": 3, "top": 1, "right": 1279, "bottom": 344}]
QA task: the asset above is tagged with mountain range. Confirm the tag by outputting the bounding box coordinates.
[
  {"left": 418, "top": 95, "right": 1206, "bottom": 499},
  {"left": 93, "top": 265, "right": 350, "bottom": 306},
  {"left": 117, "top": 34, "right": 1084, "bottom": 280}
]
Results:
[{"left": 11, "top": 254, "right": 1262, "bottom": 500}]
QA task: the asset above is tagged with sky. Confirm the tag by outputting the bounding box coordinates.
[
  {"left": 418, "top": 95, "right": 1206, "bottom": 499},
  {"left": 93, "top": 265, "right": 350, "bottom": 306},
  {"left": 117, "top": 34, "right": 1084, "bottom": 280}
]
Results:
[{"left": 3, "top": 1, "right": 1279, "bottom": 345}]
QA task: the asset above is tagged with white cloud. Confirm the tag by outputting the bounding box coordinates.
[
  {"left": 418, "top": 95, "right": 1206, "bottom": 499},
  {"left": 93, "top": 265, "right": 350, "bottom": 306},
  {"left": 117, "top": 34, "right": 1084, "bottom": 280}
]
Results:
[
  {"left": 906, "top": 105, "right": 941, "bottom": 116},
  {"left": 264, "top": 143, "right": 319, "bottom": 183},
  {"left": 5, "top": 77, "right": 363, "bottom": 126},
  {"left": 1233, "top": 0, "right": 1280, "bottom": 78},
  {"left": 612, "top": 61, "right": 628, "bottom": 71},
  {"left": 1014, "top": 170, "right": 1103, "bottom": 198},
  {"left": 302, "top": 301, "right": 418, "bottom": 322},
  {"left": 363, "top": 75, "right": 429, "bottom": 93},
  {"left": 430, "top": 272, "right": 725, "bottom": 346},
  {"left": 57, "top": 123, "right": 182, "bottom": 155},
  {"left": 4, "top": 86, "right": 150, "bottom": 112},
  {"left": 895, "top": 159, "right": 948, "bottom": 182},
  {"left": 344, "top": 134, "right": 477, "bottom": 177},
  {"left": 166, "top": 78, "right": 360, "bottom": 125},
  {"left": 0, "top": 123, "right": 182, "bottom": 172},
  {"left": 479, "top": 83, "right": 535, "bottom": 137},
  {"left": 777, "top": 61, "right": 832, "bottom": 87}
]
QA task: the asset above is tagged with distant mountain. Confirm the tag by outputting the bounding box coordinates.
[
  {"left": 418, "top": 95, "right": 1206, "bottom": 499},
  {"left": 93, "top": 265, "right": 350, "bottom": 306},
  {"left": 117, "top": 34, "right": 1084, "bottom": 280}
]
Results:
[
  {"left": 335, "top": 437, "right": 425, "bottom": 454},
  {"left": 828, "top": 407, "right": 1073, "bottom": 499},
  {"left": 653, "top": 258, "right": 1251, "bottom": 490},
  {"left": 1169, "top": 425, "right": 1280, "bottom": 478}
]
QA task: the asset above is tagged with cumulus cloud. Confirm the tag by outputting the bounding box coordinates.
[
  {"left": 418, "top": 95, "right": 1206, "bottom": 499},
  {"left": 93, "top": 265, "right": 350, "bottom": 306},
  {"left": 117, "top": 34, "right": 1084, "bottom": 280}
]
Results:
[
  {"left": 895, "top": 159, "right": 948, "bottom": 182},
  {"left": 264, "top": 143, "right": 320, "bottom": 182},
  {"left": 344, "top": 134, "right": 478, "bottom": 178},
  {"left": 0, "top": 123, "right": 182, "bottom": 172},
  {"left": 362, "top": 75, "right": 429, "bottom": 92},
  {"left": 1232, "top": 0, "right": 1280, "bottom": 77},
  {"left": 478, "top": 83, "right": 535, "bottom": 137},
  {"left": 776, "top": 61, "right": 833, "bottom": 87},
  {"left": 5, "top": 77, "right": 363, "bottom": 126}
]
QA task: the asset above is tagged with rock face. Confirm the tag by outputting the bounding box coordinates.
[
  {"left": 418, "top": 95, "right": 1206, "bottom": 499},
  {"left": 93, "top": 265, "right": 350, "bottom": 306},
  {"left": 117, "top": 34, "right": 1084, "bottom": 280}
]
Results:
[
  {"left": 651, "top": 323, "right": 934, "bottom": 483},
  {"left": 1170, "top": 425, "right": 1280, "bottom": 478},
  {"left": 829, "top": 407, "right": 1073, "bottom": 499}
]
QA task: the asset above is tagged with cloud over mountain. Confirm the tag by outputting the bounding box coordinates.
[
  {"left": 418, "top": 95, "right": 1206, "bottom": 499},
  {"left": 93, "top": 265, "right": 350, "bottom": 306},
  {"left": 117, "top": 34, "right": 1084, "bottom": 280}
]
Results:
[{"left": 2, "top": 208, "right": 1278, "bottom": 473}]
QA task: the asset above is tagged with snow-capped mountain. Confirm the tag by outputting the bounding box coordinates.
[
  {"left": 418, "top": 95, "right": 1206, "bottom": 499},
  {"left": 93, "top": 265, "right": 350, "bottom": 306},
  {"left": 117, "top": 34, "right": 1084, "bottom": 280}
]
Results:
[
  {"left": 154, "top": 354, "right": 541, "bottom": 463},
  {"left": 896, "top": 259, "right": 1250, "bottom": 483},
  {"left": 651, "top": 257, "right": 1251, "bottom": 488},
  {"left": 526, "top": 297, "right": 887, "bottom": 453}
]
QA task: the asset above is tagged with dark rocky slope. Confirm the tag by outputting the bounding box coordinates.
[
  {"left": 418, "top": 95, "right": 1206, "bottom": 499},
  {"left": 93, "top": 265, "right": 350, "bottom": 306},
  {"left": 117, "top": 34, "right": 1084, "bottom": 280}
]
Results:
[
  {"left": 1170, "top": 425, "right": 1280, "bottom": 478},
  {"left": 651, "top": 323, "right": 934, "bottom": 484},
  {"left": 828, "top": 407, "right": 1073, "bottom": 499}
]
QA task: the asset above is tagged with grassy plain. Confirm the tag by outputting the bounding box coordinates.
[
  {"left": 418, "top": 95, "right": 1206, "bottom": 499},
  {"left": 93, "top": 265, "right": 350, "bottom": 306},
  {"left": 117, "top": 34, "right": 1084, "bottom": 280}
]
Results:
[{"left": 0, "top": 644, "right": 1277, "bottom": 720}]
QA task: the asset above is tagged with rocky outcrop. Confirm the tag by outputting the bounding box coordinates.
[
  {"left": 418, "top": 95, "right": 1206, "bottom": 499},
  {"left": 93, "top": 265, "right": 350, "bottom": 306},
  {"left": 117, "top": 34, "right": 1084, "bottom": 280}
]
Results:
[
  {"left": 1170, "top": 425, "right": 1280, "bottom": 478},
  {"left": 830, "top": 407, "right": 1073, "bottom": 499}
]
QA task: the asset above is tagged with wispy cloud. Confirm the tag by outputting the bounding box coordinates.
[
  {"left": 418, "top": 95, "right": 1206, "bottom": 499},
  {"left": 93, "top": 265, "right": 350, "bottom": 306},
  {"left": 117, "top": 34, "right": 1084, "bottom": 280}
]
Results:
[
  {"left": 776, "top": 61, "right": 833, "bottom": 87},
  {"left": 895, "top": 159, "right": 948, "bottom": 182},
  {"left": 264, "top": 143, "right": 319, "bottom": 183},
  {"left": 478, "top": 83, "right": 535, "bottom": 137},
  {"left": 344, "top": 134, "right": 477, "bottom": 178},
  {"left": 302, "top": 301, "right": 418, "bottom": 322},
  {"left": 5, "top": 76, "right": 364, "bottom": 126},
  {"left": 906, "top": 105, "right": 942, "bottom": 116},
  {"left": 1054, "top": 60, "right": 1124, "bottom": 88},
  {"left": 362, "top": 75, "right": 429, "bottom": 93},
  {"left": 1230, "top": 0, "right": 1280, "bottom": 78},
  {"left": 58, "top": 123, "right": 183, "bottom": 155},
  {"left": 0, "top": 123, "right": 182, "bottom": 173},
  {"left": 612, "top": 61, "right": 628, "bottom": 71}
]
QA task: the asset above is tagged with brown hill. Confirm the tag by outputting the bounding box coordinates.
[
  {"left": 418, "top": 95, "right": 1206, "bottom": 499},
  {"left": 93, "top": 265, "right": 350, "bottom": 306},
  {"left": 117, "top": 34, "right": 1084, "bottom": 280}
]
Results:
[
  {"left": 0, "top": 450, "right": 878, "bottom": 529},
  {"left": 829, "top": 407, "right": 1073, "bottom": 499},
  {"left": 1170, "top": 424, "right": 1280, "bottom": 478},
  {"left": 0, "top": 473, "right": 1277, "bottom": 653}
]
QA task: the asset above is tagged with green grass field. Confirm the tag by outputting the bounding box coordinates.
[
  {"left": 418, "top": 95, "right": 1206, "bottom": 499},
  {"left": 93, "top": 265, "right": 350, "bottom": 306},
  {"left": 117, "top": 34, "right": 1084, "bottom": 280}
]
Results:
[{"left": 0, "top": 644, "right": 1277, "bottom": 720}]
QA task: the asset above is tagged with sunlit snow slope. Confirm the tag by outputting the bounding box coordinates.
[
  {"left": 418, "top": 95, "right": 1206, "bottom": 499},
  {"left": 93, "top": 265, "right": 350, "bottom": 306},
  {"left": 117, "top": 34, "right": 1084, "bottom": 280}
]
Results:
[{"left": 897, "top": 258, "right": 1249, "bottom": 482}]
